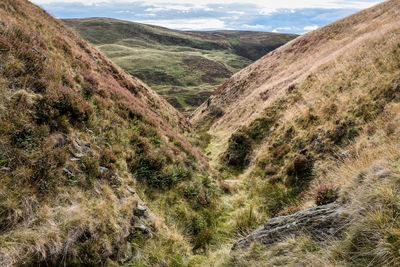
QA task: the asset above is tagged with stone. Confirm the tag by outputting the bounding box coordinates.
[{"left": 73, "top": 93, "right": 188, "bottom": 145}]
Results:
[
  {"left": 63, "top": 167, "right": 73, "bottom": 176},
  {"left": 71, "top": 139, "right": 91, "bottom": 158},
  {"left": 232, "top": 203, "right": 350, "bottom": 250},
  {"left": 137, "top": 224, "right": 149, "bottom": 232},
  {"left": 126, "top": 185, "right": 135, "bottom": 194},
  {"left": 100, "top": 166, "right": 109, "bottom": 174},
  {"left": 135, "top": 224, "right": 152, "bottom": 238},
  {"left": 135, "top": 205, "right": 148, "bottom": 217}
]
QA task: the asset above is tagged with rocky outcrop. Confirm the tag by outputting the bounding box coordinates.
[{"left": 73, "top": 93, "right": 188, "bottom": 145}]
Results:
[{"left": 233, "top": 203, "right": 350, "bottom": 249}]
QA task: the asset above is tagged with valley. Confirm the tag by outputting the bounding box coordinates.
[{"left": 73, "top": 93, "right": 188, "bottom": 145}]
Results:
[
  {"left": 63, "top": 18, "right": 297, "bottom": 115},
  {"left": 0, "top": 0, "right": 400, "bottom": 266}
]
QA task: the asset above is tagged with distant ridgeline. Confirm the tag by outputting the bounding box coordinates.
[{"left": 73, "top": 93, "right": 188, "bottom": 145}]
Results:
[{"left": 63, "top": 18, "right": 298, "bottom": 115}]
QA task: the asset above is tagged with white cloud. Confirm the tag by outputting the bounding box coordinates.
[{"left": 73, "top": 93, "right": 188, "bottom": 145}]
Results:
[
  {"left": 304, "top": 25, "right": 319, "bottom": 31},
  {"left": 145, "top": 5, "right": 191, "bottom": 12},
  {"left": 31, "top": 0, "right": 381, "bottom": 11},
  {"left": 242, "top": 24, "right": 268, "bottom": 30},
  {"left": 228, "top": 11, "right": 245, "bottom": 15},
  {"left": 258, "top": 0, "right": 379, "bottom": 16},
  {"left": 272, "top": 26, "right": 292, "bottom": 33},
  {"left": 136, "top": 18, "right": 226, "bottom": 30}
]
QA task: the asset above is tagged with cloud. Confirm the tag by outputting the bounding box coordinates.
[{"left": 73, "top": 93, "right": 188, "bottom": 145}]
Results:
[
  {"left": 304, "top": 25, "right": 319, "bottom": 31},
  {"left": 145, "top": 6, "right": 191, "bottom": 12},
  {"left": 228, "top": 11, "right": 245, "bottom": 15},
  {"left": 272, "top": 26, "right": 292, "bottom": 33},
  {"left": 31, "top": 0, "right": 385, "bottom": 33},
  {"left": 136, "top": 18, "right": 226, "bottom": 30},
  {"left": 242, "top": 24, "right": 270, "bottom": 30},
  {"left": 31, "top": 0, "right": 381, "bottom": 10}
]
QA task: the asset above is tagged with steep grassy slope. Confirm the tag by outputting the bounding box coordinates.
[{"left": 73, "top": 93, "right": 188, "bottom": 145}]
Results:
[
  {"left": 62, "top": 18, "right": 297, "bottom": 115},
  {"left": 190, "top": 0, "right": 400, "bottom": 265},
  {"left": 2, "top": 0, "right": 400, "bottom": 266},
  {"left": 0, "top": 1, "right": 224, "bottom": 265}
]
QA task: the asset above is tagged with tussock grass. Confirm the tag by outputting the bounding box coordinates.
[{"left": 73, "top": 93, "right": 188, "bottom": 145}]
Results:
[
  {"left": 0, "top": 0, "right": 221, "bottom": 265},
  {"left": 189, "top": 0, "right": 400, "bottom": 265}
]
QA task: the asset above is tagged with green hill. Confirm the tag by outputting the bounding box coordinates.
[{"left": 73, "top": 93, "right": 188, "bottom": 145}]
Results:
[{"left": 62, "top": 18, "right": 298, "bottom": 115}]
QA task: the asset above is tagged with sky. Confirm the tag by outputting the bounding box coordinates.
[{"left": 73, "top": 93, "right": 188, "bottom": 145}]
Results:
[{"left": 30, "top": 0, "right": 385, "bottom": 34}]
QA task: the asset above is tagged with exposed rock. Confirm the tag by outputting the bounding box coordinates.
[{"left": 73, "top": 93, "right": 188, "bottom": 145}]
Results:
[
  {"left": 137, "top": 224, "right": 149, "bottom": 233},
  {"left": 100, "top": 166, "right": 109, "bottom": 174},
  {"left": 71, "top": 139, "right": 91, "bottom": 158},
  {"left": 126, "top": 185, "right": 136, "bottom": 194},
  {"left": 62, "top": 167, "right": 73, "bottom": 176},
  {"left": 232, "top": 203, "right": 350, "bottom": 250},
  {"left": 135, "top": 223, "right": 153, "bottom": 238},
  {"left": 135, "top": 205, "right": 148, "bottom": 218}
]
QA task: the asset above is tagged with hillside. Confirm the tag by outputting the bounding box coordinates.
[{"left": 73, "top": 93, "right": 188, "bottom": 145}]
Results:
[
  {"left": 0, "top": 0, "right": 222, "bottom": 265},
  {"left": 2, "top": 0, "right": 400, "bottom": 266},
  {"left": 191, "top": 0, "right": 400, "bottom": 265},
  {"left": 62, "top": 18, "right": 297, "bottom": 115}
]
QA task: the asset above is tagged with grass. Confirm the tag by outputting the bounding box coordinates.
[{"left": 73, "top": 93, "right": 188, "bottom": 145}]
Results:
[
  {"left": 0, "top": 0, "right": 222, "bottom": 265},
  {"left": 188, "top": 0, "right": 400, "bottom": 265},
  {"left": 63, "top": 18, "right": 297, "bottom": 115},
  {"left": 1, "top": 0, "right": 400, "bottom": 266}
]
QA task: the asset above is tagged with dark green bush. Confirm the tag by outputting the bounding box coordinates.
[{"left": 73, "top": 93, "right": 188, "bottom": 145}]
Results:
[
  {"left": 286, "top": 154, "right": 314, "bottom": 188},
  {"left": 224, "top": 130, "right": 251, "bottom": 169},
  {"left": 328, "top": 119, "right": 360, "bottom": 145},
  {"left": 184, "top": 185, "right": 199, "bottom": 199},
  {"left": 12, "top": 128, "right": 35, "bottom": 148}
]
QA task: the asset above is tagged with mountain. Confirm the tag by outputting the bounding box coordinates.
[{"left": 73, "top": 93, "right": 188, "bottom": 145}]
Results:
[
  {"left": 191, "top": 0, "right": 400, "bottom": 265},
  {"left": 62, "top": 18, "right": 298, "bottom": 115}
]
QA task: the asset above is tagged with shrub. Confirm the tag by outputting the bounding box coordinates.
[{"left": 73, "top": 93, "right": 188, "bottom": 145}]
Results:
[
  {"left": 315, "top": 185, "right": 339, "bottom": 205},
  {"left": 328, "top": 119, "right": 360, "bottom": 145},
  {"left": 286, "top": 154, "right": 314, "bottom": 188},
  {"left": 12, "top": 128, "right": 35, "bottom": 148},
  {"left": 0, "top": 154, "right": 9, "bottom": 168},
  {"left": 224, "top": 131, "right": 251, "bottom": 169},
  {"left": 82, "top": 155, "right": 101, "bottom": 182},
  {"left": 35, "top": 87, "right": 93, "bottom": 130},
  {"left": 184, "top": 185, "right": 199, "bottom": 199},
  {"left": 100, "top": 148, "right": 117, "bottom": 170},
  {"left": 130, "top": 153, "right": 190, "bottom": 189},
  {"left": 82, "top": 72, "right": 99, "bottom": 98},
  {"left": 31, "top": 77, "right": 49, "bottom": 93}
]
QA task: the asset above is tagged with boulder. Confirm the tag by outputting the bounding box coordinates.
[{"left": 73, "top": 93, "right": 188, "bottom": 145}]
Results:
[{"left": 232, "top": 203, "right": 350, "bottom": 250}]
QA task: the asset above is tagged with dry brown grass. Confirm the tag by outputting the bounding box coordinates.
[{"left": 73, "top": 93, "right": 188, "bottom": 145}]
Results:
[
  {"left": 0, "top": 0, "right": 218, "bottom": 265},
  {"left": 186, "top": 0, "right": 400, "bottom": 265}
]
